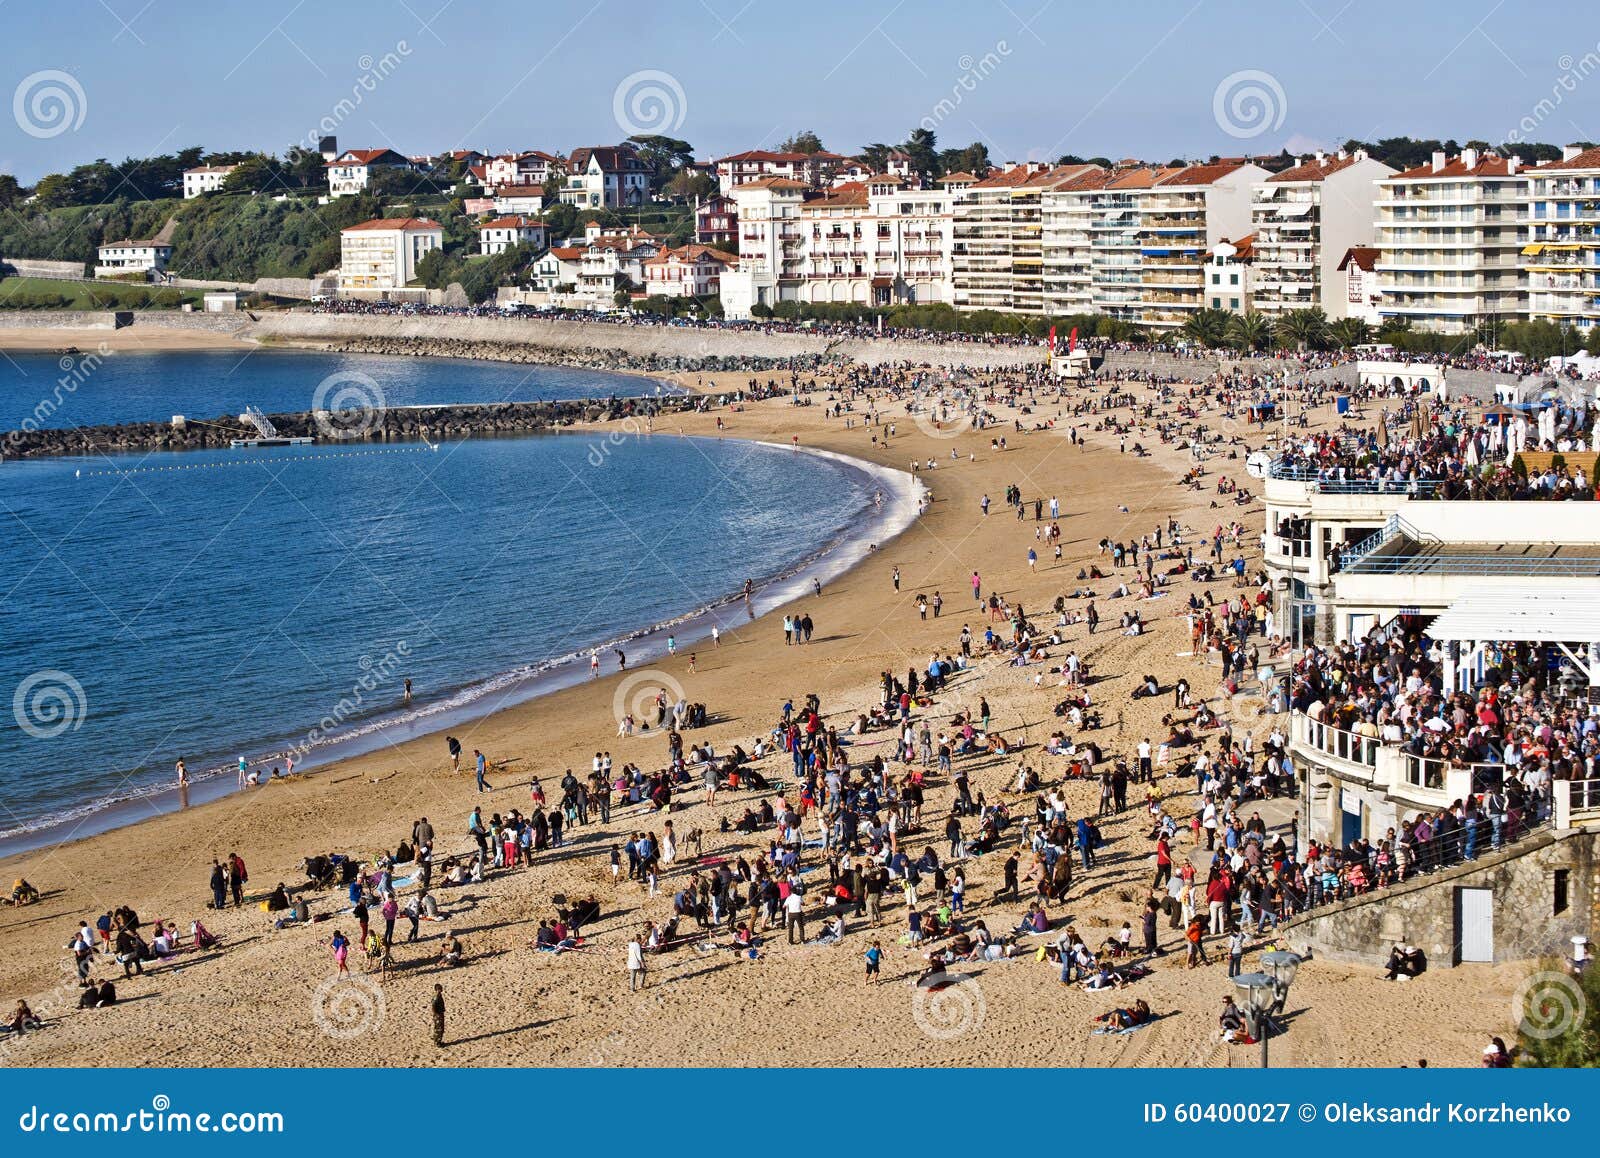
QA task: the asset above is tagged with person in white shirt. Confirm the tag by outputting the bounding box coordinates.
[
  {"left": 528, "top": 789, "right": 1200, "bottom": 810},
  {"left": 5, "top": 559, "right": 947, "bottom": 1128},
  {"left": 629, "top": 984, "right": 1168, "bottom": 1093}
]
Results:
[{"left": 626, "top": 935, "right": 646, "bottom": 991}]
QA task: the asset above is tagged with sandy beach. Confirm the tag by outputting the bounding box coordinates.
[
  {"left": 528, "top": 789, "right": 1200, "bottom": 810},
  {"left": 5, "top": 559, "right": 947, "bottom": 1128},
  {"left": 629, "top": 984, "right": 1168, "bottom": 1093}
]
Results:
[{"left": 0, "top": 361, "right": 1531, "bottom": 1067}]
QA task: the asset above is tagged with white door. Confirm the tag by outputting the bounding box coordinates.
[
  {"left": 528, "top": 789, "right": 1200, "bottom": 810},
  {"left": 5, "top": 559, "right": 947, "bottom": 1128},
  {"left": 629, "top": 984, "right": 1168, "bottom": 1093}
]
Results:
[{"left": 1458, "top": 887, "right": 1494, "bottom": 963}]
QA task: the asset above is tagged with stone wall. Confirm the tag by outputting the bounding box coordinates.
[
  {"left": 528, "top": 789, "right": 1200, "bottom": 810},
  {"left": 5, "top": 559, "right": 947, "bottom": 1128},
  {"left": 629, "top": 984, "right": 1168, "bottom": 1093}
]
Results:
[
  {"left": 1284, "top": 829, "right": 1599, "bottom": 967},
  {"left": 2, "top": 256, "right": 88, "bottom": 280}
]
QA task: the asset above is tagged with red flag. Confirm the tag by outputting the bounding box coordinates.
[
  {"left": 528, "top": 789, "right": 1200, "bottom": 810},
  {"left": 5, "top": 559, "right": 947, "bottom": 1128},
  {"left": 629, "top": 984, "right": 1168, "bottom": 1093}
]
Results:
[
  {"left": 1068, "top": 326, "right": 1078, "bottom": 353},
  {"left": 1048, "top": 324, "right": 1056, "bottom": 351}
]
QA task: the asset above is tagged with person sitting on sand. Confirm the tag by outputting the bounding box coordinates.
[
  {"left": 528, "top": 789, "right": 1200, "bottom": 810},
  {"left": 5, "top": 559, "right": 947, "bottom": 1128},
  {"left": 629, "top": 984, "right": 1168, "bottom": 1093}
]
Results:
[
  {"left": 6, "top": 999, "right": 42, "bottom": 1034},
  {"left": 9, "top": 879, "right": 39, "bottom": 906},
  {"left": 1218, "top": 996, "right": 1247, "bottom": 1042},
  {"left": 191, "top": 920, "right": 219, "bottom": 950},
  {"left": 1093, "top": 999, "right": 1152, "bottom": 1030},
  {"left": 439, "top": 932, "right": 463, "bottom": 968},
  {"left": 1081, "top": 963, "right": 1126, "bottom": 991}
]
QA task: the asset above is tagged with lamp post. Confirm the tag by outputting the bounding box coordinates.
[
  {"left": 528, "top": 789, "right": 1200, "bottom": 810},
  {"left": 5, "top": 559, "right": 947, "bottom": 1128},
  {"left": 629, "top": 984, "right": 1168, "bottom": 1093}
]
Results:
[
  {"left": 1232, "top": 972, "right": 1276, "bottom": 1068},
  {"left": 1234, "top": 951, "right": 1302, "bottom": 1068}
]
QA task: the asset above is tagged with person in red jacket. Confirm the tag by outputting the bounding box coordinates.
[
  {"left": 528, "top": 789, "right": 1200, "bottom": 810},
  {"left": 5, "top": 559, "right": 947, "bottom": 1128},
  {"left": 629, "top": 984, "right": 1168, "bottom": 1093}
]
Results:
[{"left": 1152, "top": 836, "right": 1172, "bottom": 889}]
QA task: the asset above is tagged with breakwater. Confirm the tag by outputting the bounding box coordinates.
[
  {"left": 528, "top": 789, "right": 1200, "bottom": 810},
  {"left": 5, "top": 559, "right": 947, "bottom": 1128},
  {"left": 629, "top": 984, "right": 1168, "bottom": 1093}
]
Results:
[{"left": 1, "top": 396, "right": 695, "bottom": 459}]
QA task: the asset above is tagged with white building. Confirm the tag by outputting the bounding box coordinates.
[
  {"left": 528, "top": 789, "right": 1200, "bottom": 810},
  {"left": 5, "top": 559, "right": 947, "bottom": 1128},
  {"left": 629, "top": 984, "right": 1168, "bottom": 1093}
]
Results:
[
  {"left": 1131, "top": 161, "right": 1268, "bottom": 329},
  {"left": 1250, "top": 148, "right": 1395, "bottom": 318},
  {"left": 1205, "top": 235, "right": 1254, "bottom": 312},
  {"left": 476, "top": 215, "right": 549, "bottom": 256},
  {"left": 1337, "top": 246, "right": 1383, "bottom": 325},
  {"left": 481, "top": 150, "right": 561, "bottom": 191},
  {"left": 182, "top": 164, "right": 238, "bottom": 199},
  {"left": 1525, "top": 145, "right": 1600, "bottom": 331},
  {"left": 720, "top": 177, "right": 810, "bottom": 318},
  {"left": 527, "top": 246, "right": 584, "bottom": 293},
  {"left": 641, "top": 244, "right": 737, "bottom": 298},
  {"left": 491, "top": 186, "right": 547, "bottom": 215},
  {"left": 793, "top": 176, "right": 953, "bottom": 308},
  {"left": 338, "top": 217, "right": 443, "bottom": 291},
  {"left": 325, "top": 148, "right": 415, "bottom": 197},
  {"left": 1373, "top": 149, "right": 1527, "bottom": 333},
  {"left": 951, "top": 162, "right": 1057, "bottom": 314},
  {"left": 558, "top": 146, "right": 650, "bottom": 209},
  {"left": 94, "top": 238, "right": 173, "bottom": 278}
]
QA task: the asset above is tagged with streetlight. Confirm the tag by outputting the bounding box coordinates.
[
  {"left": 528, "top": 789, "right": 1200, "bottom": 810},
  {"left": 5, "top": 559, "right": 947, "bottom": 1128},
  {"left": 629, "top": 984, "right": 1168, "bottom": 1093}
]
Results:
[
  {"left": 1233, "top": 951, "right": 1302, "bottom": 1068},
  {"left": 1232, "top": 973, "right": 1276, "bottom": 1067}
]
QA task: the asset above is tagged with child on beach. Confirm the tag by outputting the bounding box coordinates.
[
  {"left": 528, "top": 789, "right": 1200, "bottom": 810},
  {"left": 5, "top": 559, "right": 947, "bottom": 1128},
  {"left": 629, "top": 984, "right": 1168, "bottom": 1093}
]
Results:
[
  {"left": 864, "top": 940, "right": 882, "bottom": 983},
  {"left": 330, "top": 930, "right": 349, "bottom": 974}
]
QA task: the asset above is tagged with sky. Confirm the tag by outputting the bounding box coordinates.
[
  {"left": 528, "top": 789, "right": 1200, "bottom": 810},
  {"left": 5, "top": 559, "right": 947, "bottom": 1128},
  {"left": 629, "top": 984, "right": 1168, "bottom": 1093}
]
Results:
[{"left": 2, "top": 0, "right": 1599, "bottom": 180}]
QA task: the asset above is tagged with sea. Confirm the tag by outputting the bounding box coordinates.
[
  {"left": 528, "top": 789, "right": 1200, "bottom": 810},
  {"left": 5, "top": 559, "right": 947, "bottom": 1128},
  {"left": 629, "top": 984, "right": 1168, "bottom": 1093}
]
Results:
[{"left": 0, "top": 350, "right": 918, "bottom": 854}]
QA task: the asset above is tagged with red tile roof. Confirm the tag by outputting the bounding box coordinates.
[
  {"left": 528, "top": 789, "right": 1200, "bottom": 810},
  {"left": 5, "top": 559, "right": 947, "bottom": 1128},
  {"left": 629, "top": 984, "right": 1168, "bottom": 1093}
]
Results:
[
  {"left": 324, "top": 148, "right": 409, "bottom": 168},
  {"left": 735, "top": 176, "right": 809, "bottom": 191},
  {"left": 1268, "top": 154, "right": 1364, "bottom": 183},
  {"left": 1531, "top": 146, "right": 1600, "bottom": 172},
  {"left": 1389, "top": 153, "right": 1518, "bottom": 180},
  {"left": 477, "top": 215, "right": 546, "bottom": 231},
  {"left": 342, "top": 217, "right": 441, "bottom": 232},
  {"left": 547, "top": 247, "right": 583, "bottom": 260},
  {"left": 1159, "top": 161, "right": 1250, "bottom": 187},
  {"left": 1337, "top": 246, "right": 1379, "bottom": 272}
]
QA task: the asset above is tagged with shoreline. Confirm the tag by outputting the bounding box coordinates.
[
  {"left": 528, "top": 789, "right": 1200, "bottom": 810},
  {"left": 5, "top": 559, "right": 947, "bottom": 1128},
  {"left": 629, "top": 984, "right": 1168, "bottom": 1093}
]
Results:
[{"left": 0, "top": 432, "right": 923, "bottom": 858}]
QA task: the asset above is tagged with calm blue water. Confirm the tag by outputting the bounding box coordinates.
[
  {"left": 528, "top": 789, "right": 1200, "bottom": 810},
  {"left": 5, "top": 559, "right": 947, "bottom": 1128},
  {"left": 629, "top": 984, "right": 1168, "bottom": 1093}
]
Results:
[
  {"left": 0, "top": 355, "right": 906, "bottom": 852},
  {"left": 1, "top": 348, "right": 672, "bottom": 431}
]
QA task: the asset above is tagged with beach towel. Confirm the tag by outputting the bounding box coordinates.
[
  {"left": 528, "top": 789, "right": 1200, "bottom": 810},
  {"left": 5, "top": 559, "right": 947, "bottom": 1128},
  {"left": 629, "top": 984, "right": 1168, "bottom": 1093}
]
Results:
[{"left": 1092, "top": 1013, "right": 1166, "bottom": 1036}]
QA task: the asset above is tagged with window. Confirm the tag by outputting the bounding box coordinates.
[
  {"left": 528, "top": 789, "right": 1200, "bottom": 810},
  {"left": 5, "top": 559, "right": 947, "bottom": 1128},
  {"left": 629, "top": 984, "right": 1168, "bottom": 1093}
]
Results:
[
  {"left": 1554, "top": 868, "right": 1570, "bottom": 916},
  {"left": 1231, "top": 298, "right": 1240, "bottom": 309},
  {"left": 1230, "top": 273, "right": 1239, "bottom": 286}
]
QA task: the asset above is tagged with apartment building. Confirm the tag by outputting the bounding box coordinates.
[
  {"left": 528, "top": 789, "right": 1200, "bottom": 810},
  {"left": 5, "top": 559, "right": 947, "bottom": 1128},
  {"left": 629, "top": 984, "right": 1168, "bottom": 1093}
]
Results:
[
  {"left": 793, "top": 177, "right": 953, "bottom": 308},
  {"left": 1524, "top": 144, "right": 1600, "bottom": 331},
  {"left": 952, "top": 163, "right": 1082, "bottom": 314},
  {"left": 1041, "top": 168, "right": 1112, "bottom": 316},
  {"left": 1372, "top": 149, "right": 1527, "bottom": 333},
  {"left": 1205, "top": 235, "right": 1254, "bottom": 312},
  {"left": 337, "top": 217, "right": 443, "bottom": 290},
  {"left": 1250, "top": 148, "right": 1395, "bottom": 318},
  {"left": 1131, "top": 161, "right": 1267, "bottom": 329},
  {"left": 713, "top": 150, "right": 852, "bottom": 194}
]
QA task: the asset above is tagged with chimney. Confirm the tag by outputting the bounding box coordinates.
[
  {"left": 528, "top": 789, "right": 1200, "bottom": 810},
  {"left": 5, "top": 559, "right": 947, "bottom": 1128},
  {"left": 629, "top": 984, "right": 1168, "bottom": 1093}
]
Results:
[
  {"left": 1564, "top": 145, "right": 1583, "bottom": 161},
  {"left": 1508, "top": 155, "right": 1521, "bottom": 175},
  {"left": 1315, "top": 149, "right": 1326, "bottom": 165},
  {"left": 1337, "top": 148, "right": 1348, "bottom": 161},
  {"left": 1461, "top": 147, "right": 1478, "bottom": 169},
  {"left": 1431, "top": 150, "right": 1447, "bottom": 172},
  {"left": 1354, "top": 147, "right": 1367, "bottom": 161}
]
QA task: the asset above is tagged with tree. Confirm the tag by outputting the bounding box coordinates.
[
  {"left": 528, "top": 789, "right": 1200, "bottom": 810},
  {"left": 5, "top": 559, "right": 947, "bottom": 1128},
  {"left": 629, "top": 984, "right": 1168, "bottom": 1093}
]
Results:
[
  {"left": 664, "top": 169, "right": 713, "bottom": 202},
  {"left": 1328, "top": 316, "right": 1371, "bottom": 349},
  {"left": 221, "top": 154, "right": 283, "bottom": 194},
  {"left": 1229, "top": 312, "right": 1272, "bottom": 352},
  {"left": 1516, "top": 967, "right": 1600, "bottom": 1067},
  {"left": 859, "top": 143, "right": 893, "bottom": 174},
  {"left": 903, "top": 128, "right": 939, "bottom": 178},
  {"left": 0, "top": 174, "right": 22, "bottom": 211},
  {"left": 628, "top": 134, "right": 694, "bottom": 192},
  {"left": 1275, "top": 306, "right": 1330, "bottom": 351},
  {"left": 1180, "top": 307, "right": 1234, "bottom": 348},
  {"left": 780, "top": 130, "right": 825, "bottom": 155},
  {"left": 939, "top": 142, "right": 991, "bottom": 176},
  {"left": 1586, "top": 326, "right": 1600, "bottom": 358}
]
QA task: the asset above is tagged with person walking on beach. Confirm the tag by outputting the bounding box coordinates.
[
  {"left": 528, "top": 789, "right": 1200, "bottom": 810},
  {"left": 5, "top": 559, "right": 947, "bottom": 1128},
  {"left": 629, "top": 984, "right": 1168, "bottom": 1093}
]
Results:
[
  {"left": 892, "top": 566, "right": 900, "bottom": 592},
  {"left": 591, "top": 652, "right": 600, "bottom": 678},
  {"left": 971, "top": 571, "right": 981, "bottom": 604},
  {"left": 616, "top": 649, "right": 627, "bottom": 671},
  {"left": 331, "top": 930, "right": 349, "bottom": 975},
  {"left": 446, "top": 735, "right": 462, "bottom": 773},
  {"left": 474, "top": 749, "right": 491, "bottom": 793},
  {"left": 228, "top": 851, "right": 247, "bottom": 907},
  {"left": 864, "top": 940, "right": 882, "bottom": 984},
  {"left": 175, "top": 758, "right": 188, "bottom": 786},
  {"left": 209, "top": 860, "right": 226, "bottom": 911},
  {"left": 430, "top": 984, "right": 445, "bottom": 1047},
  {"left": 627, "top": 933, "right": 647, "bottom": 992},
  {"left": 237, "top": 755, "right": 248, "bottom": 788},
  {"left": 403, "top": 678, "right": 412, "bottom": 704},
  {"left": 711, "top": 625, "right": 720, "bottom": 647}
]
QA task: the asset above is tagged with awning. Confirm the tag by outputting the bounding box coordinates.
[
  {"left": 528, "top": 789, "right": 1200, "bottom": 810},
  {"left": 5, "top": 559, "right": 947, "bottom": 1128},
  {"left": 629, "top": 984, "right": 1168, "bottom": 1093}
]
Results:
[
  {"left": 1277, "top": 203, "right": 1314, "bottom": 217},
  {"left": 1522, "top": 244, "right": 1545, "bottom": 256},
  {"left": 1426, "top": 583, "right": 1600, "bottom": 644},
  {"left": 871, "top": 277, "right": 892, "bottom": 287}
]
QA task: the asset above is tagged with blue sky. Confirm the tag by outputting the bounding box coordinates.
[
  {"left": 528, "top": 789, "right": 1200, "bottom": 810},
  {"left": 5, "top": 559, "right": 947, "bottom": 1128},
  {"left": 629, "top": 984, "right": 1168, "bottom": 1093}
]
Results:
[{"left": 2, "top": 0, "right": 1598, "bottom": 179}]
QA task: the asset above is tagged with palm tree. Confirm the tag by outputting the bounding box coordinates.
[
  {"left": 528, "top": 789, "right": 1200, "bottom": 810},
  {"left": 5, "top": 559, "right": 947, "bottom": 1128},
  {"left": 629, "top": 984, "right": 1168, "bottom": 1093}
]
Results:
[
  {"left": 1228, "top": 311, "right": 1272, "bottom": 352},
  {"left": 1275, "top": 306, "right": 1330, "bottom": 351},
  {"left": 1180, "top": 307, "right": 1234, "bottom": 349},
  {"left": 1328, "top": 316, "right": 1371, "bottom": 349}
]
